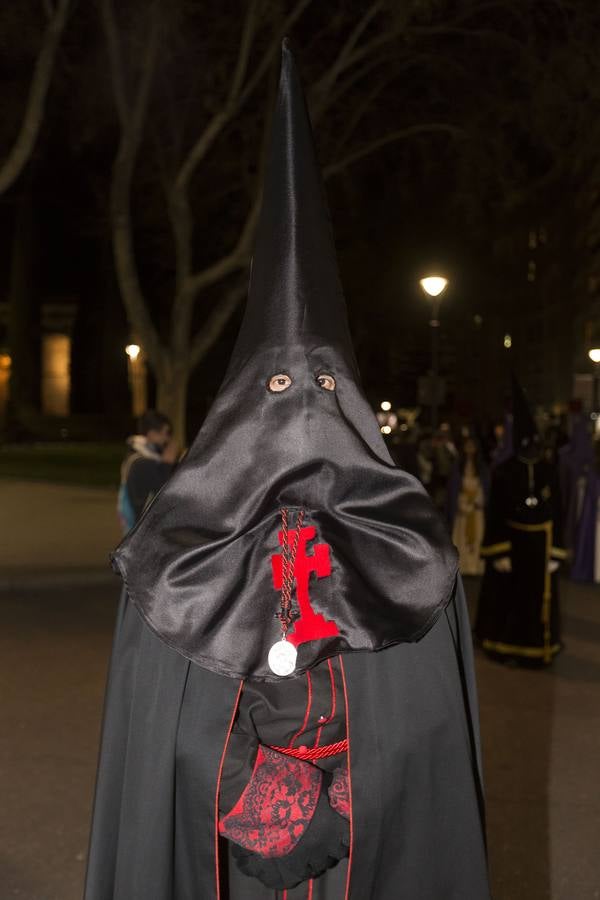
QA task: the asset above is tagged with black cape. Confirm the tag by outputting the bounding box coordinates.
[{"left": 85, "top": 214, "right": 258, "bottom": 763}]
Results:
[
  {"left": 85, "top": 42, "right": 489, "bottom": 898},
  {"left": 85, "top": 581, "right": 489, "bottom": 899}
]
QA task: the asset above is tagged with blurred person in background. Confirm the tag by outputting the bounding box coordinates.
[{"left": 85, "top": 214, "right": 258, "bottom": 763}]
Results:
[
  {"left": 558, "top": 414, "right": 594, "bottom": 563},
  {"left": 416, "top": 428, "right": 433, "bottom": 487},
  {"left": 388, "top": 423, "right": 420, "bottom": 478},
  {"left": 117, "top": 409, "right": 178, "bottom": 532},
  {"left": 571, "top": 435, "right": 600, "bottom": 583},
  {"left": 448, "top": 435, "right": 489, "bottom": 576},
  {"left": 475, "top": 377, "right": 565, "bottom": 666},
  {"left": 429, "top": 423, "right": 457, "bottom": 512},
  {"left": 489, "top": 414, "right": 513, "bottom": 470}
]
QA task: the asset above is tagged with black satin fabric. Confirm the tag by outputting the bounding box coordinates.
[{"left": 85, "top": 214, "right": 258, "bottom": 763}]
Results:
[
  {"left": 111, "top": 44, "right": 457, "bottom": 681},
  {"left": 225, "top": 41, "right": 357, "bottom": 375},
  {"left": 112, "top": 343, "right": 457, "bottom": 681},
  {"left": 85, "top": 584, "right": 489, "bottom": 899}
]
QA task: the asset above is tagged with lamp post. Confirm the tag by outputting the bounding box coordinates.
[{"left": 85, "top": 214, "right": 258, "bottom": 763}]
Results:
[
  {"left": 420, "top": 275, "right": 448, "bottom": 430},
  {"left": 589, "top": 348, "right": 600, "bottom": 421},
  {"left": 125, "top": 343, "right": 147, "bottom": 418}
]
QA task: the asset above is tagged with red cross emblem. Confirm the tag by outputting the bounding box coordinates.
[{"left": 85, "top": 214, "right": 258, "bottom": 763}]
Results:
[{"left": 271, "top": 525, "right": 340, "bottom": 647}]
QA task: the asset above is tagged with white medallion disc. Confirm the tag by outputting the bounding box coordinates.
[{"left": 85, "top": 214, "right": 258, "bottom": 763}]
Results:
[{"left": 268, "top": 640, "right": 297, "bottom": 677}]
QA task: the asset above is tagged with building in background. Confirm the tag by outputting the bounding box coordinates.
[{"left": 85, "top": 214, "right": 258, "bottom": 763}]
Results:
[{"left": 0, "top": 300, "right": 75, "bottom": 424}]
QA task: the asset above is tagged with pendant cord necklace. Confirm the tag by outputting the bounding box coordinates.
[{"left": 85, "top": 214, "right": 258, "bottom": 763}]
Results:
[{"left": 278, "top": 507, "right": 304, "bottom": 638}]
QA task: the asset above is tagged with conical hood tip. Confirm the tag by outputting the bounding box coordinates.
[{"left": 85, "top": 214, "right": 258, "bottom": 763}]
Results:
[{"left": 228, "top": 39, "right": 355, "bottom": 372}]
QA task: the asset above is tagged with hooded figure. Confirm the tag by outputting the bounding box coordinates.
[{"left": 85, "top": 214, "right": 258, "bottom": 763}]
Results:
[
  {"left": 558, "top": 414, "right": 594, "bottom": 566},
  {"left": 490, "top": 413, "right": 513, "bottom": 470},
  {"left": 475, "top": 376, "right": 565, "bottom": 665},
  {"left": 84, "top": 43, "right": 489, "bottom": 899},
  {"left": 570, "top": 431, "right": 600, "bottom": 583}
]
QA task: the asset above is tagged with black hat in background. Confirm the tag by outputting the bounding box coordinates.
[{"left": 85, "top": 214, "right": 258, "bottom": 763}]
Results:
[{"left": 512, "top": 374, "right": 541, "bottom": 458}]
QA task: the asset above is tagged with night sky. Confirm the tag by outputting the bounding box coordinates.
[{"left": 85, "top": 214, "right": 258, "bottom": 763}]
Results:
[{"left": 1, "top": 1, "right": 599, "bottom": 436}]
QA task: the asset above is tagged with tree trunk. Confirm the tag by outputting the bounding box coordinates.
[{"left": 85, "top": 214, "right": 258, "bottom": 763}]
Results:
[
  {"left": 156, "top": 358, "right": 190, "bottom": 449},
  {"left": 6, "top": 185, "right": 40, "bottom": 436}
]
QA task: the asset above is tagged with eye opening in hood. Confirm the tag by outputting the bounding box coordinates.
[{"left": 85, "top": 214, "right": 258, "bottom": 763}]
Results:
[
  {"left": 316, "top": 372, "right": 336, "bottom": 391},
  {"left": 267, "top": 372, "right": 293, "bottom": 393}
]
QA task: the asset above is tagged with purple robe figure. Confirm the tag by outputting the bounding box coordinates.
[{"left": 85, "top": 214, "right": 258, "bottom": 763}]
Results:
[
  {"left": 571, "top": 439, "right": 600, "bottom": 583},
  {"left": 558, "top": 416, "right": 593, "bottom": 558},
  {"left": 490, "top": 415, "right": 513, "bottom": 470}
]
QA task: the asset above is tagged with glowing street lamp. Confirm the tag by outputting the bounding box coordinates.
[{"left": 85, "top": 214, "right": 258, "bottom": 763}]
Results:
[
  {"left": 420, "top": 274, "right": 449, "bottom": 430},
  {"left": 419, "top": 276, "right": 448, "bottom": 298},
  {"left": 380, "top": 400, "right": 392, "bottom": 411},
  {"left": 125, "top": 343, "right": 147, "bottom": 417},
  {"left": 589, "top": 348, "right": 600, "bottom": 421},
  {"left": 126, "top": 343, "right": 141, "bottom": 361}
]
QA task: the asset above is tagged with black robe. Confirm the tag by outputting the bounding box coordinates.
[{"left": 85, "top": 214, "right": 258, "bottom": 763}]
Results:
[
  {"left": 84, "top": 579, "right": 489, "bottom": 899},
  {"left": 475, "top": 455, "right": 566, "bottom": 664},
  {"left": 85, "top": 43, "right": 489, "bottom": 899}
]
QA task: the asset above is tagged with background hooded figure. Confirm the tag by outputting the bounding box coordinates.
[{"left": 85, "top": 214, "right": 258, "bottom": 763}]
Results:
[
  {"left": 84, "top": 42, "right": 490, "bottom": 900},
  {"left": 475, "top": 375, "right": 565, "bottom": 666}
]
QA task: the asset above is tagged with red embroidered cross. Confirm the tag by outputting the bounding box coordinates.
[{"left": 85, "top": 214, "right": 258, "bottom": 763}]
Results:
[{"left": 271, "top": 525, "right": 340, "bottom": 647}]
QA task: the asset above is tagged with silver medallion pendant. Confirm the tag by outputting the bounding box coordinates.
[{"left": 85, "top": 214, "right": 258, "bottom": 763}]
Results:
[{"left": 268, "top": 639, "right": 297, "bottom": 677}]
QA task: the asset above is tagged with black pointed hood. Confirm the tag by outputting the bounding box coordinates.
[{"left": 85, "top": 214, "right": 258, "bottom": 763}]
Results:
[
  {"left": 512, "top": 374, "right": 540, "bottom": 454},
  {"left": 112, "top": 43, "right": 457, "bottom": 682},
  {"left": 229, "top": 39, "right": 356, "bottom": 374}
]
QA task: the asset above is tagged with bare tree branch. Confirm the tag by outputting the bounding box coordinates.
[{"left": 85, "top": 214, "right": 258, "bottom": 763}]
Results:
[
  {"left": 407, "top": 25, "right": 524, "bottom": 50},
  {"left": 184, "top": 189, "right": 261, "bottom": 297},
  {"left": 311, "top": 1, "right": 383, "bottom": 101},
  {"left": 226, "top": 0, "right": 260, "bottom": 108},
  {"left": 101, "top": 0, "right": 164, "bottom": 371},
  {"left": 311, "top": 52, "right": 389, "bottom": 124},
  {"left": 176, "top": 0, "right": 313, "bottom": 190},
  {"left": 236, "top": 0, "right": 314, "bottom": 109},
  {"left": 167, "top": 0, "right": 260, "bottom": 346},
  {"left": 343, "top": 29, "right": 398, "bottom": 73},
  {"left": 189, "top": 279, "right": 247, "bottom": 370},
  {"left": 333, "top": 78, "right": 391, "bottom": 154},
  {"left": 323, "top": 123, "right": 465, "bottom": 180},
  {"left": 310, "top": 5, "right": 412, "bottom": 122},
  {"left": 174, "top": 1, "right": 261, "bottom": 189},
  {"left": 184, "top": 64, "right": 278, "bottom": 303},
  {"left": 98, "top": 0, "right": 129, "bottom": 127},
  {"left": 0, "top": 0, "right": 70, "bottom": 194}
]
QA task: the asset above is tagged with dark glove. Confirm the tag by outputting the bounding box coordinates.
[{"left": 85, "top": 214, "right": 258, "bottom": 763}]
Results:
[{"left": 232, "top": 781, "right": 350, "bottom": 889}]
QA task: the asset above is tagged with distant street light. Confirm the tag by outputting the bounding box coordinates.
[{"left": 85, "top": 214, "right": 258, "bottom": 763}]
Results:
[
  {"left": 419, "top": 276, "right": 448, "bottom": 298},
  {"left": 380, "top": 400, "right": 392, "bottom": 411},
  {"left": 504, "top": 334, "right": 512, "bottom": 349},
  {"left": 420, "top": 274, "right": 448, "bottom": 430},
  {"left": 126, "top": 343, "right": 141, "bottom": 361},
  {"left": 125, "top": 343, "right": 147, "bottom": 417},
  {"left": 589, "top": 348, "right": 600, "bottom": 418}
]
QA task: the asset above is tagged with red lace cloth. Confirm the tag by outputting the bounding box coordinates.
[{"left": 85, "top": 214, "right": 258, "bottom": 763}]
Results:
[
  {"left": 219, "top": 746, "right": 322, "bottom": 857},
  {"left": 328, "top": 766, "right": 350, "bottom": 820}
]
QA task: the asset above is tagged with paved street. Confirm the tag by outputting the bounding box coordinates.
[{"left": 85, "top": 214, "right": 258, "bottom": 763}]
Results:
[
  {"left": 0, "top": 480, "right": 120, "bottom": 586},
  {"left": 0, "top": 577, "right": 599, "bottom": 899}
]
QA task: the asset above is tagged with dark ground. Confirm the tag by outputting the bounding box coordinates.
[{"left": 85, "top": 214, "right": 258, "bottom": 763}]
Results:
[{"left": 0, "top": 578, "right": 599, "bottom": 899}]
